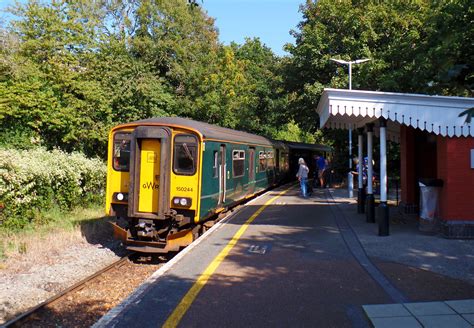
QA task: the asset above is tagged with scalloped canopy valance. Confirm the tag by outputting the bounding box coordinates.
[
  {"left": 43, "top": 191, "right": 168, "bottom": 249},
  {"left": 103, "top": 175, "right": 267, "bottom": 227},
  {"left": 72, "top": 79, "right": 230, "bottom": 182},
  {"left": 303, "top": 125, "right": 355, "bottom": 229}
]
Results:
[{"left": 316, "top": 89, "right": 474, "bottom": 141}]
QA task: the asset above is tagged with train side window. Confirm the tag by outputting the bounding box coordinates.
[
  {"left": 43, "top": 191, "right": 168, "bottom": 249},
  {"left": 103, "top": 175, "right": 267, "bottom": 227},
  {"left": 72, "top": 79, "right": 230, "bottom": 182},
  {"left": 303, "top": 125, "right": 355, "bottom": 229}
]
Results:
[
  {"left": 267, "top": 151, "right": 274, "bottom": 169},
  {"left": 213, "top": 151, "right": 218, "bottom": 178},
  {"left": 258, "top": 151, "right": 266, "bottom": 172},
  {"left": 233, "top": 150, "right": 245, "bottom": 177},
  {"left": 113, "top": 132, "right": 131, "bottom": 172},
  {"left": 173, "top": 134, "right": 198, "bottom": 175}
]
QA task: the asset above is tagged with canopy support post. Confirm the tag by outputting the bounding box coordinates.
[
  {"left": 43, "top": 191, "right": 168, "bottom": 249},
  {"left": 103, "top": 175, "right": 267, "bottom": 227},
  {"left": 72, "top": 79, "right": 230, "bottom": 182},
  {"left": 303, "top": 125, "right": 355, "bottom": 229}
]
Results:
[
  {"left": 357, "top": 128, "right": 365, "bottom": 213},
  {"left": 366, "top": 123, "right": 375, "bottom": 223},
  {"left": 348, "top": 126, "right": 354, "bottom": 198},
  {"left": 378, "top": 118, "right": 389, "bottom": 236}
]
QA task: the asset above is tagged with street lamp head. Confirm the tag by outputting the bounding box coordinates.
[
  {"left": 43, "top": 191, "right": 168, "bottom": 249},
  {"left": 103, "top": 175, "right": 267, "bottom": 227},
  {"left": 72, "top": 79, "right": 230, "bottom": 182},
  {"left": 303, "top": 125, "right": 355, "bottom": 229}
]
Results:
[
  {"left": 330, "top": 58, "right": 371, "bottom": 65},
  {"left": 330, "top": 58, "right": 350, "bottom": 65},
  {"left": 354, "top": 58, "right": 371, "bottom": 64}
]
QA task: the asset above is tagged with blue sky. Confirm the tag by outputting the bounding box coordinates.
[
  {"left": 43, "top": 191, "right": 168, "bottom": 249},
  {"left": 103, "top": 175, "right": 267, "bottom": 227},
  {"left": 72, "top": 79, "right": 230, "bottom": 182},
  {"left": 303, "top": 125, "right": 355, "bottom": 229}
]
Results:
[
  {"left": 1, "top": 0, "right": 303, "bottom": 56},
  {"left": 202, "top": 0, "right": 303, "bottom": 56}
]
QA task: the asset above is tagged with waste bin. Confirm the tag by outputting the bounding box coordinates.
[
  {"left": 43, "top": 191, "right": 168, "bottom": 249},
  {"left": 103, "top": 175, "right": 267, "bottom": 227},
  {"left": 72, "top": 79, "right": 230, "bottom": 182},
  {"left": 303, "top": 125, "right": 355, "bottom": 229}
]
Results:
[{"left": 418, "top": 178, "right": 443, "bottom": 233}]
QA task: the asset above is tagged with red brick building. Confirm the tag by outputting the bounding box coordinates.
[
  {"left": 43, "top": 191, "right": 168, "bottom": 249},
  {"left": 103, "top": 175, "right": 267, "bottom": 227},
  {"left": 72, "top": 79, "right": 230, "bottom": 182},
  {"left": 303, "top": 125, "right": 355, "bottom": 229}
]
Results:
[{"left": 317, "top": 89, "right": 474, "bottom": 238}]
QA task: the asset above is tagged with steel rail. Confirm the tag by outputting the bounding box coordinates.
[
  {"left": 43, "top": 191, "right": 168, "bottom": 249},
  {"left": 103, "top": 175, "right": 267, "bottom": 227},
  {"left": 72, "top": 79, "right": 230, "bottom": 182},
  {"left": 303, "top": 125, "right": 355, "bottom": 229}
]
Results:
[{"left": 3, "top": 254, "right": 133, "bottom": 327}]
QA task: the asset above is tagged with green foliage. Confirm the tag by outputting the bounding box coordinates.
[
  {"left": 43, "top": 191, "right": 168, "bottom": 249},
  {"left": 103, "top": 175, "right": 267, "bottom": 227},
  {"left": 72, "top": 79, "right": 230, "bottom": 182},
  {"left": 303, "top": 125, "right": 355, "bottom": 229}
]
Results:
[
  {"left": 1, "top": 0, "right": 470, "bottom": 184},
  {"left": 0, "top": 0, "right": 219, "bottom": 157},
  {"left": 0, "top": 148, "right": 106, "bottom": 230},
  {"left": 284, "top": 0, "right": 471, "bottom": 179},
  {"left": 275, "top": 120, "right": 315, "bottom": 143}
]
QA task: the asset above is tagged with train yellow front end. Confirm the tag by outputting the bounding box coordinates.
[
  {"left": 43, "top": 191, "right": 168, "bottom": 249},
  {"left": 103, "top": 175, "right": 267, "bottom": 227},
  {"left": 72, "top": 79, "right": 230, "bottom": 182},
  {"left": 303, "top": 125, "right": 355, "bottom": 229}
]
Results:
[{"left": 105, "top": 122, "right": 202, "bottom": 253}]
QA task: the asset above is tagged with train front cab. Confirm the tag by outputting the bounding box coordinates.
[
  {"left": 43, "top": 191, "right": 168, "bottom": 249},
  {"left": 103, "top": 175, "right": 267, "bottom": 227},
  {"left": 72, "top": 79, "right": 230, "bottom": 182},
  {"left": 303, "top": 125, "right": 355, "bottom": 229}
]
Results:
[{"left": 106, "top": 124, "right": 202, "bottom": 253}]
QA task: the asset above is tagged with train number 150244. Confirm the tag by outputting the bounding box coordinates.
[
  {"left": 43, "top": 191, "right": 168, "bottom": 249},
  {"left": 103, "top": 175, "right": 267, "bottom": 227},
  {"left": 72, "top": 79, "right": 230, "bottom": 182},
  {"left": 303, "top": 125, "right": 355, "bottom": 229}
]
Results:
[{"left": 176, "top": 186, "right": 193, "bottom": 192}]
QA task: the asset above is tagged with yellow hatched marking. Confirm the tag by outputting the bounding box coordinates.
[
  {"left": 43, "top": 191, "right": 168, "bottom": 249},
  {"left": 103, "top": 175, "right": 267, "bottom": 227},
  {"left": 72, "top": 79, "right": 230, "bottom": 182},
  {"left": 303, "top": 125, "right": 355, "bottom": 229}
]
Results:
[{"left": 163, "top": 185, "right": 293, "bottom": 328}]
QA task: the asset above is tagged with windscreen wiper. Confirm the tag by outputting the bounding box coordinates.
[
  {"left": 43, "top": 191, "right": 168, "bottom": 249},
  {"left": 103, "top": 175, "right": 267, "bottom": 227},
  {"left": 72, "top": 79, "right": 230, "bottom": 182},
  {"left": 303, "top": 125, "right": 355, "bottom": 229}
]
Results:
[{"left": 182, "top": 143, "right": 194, "bottom": 162}]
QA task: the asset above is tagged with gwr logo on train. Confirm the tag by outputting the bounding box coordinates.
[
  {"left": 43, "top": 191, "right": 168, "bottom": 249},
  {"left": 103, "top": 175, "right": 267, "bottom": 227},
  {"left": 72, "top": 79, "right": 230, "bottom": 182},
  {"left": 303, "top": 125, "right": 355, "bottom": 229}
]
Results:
[{"left": 142, "top": 182, "right": 159, "bottom": 190}]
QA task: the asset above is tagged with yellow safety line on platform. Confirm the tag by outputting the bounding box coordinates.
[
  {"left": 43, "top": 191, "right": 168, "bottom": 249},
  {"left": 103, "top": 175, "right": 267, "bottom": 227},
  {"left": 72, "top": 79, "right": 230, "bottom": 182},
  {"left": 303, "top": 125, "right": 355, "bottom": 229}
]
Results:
[{"left": 163, "top": 185, "right": 294, "bottom": 328}]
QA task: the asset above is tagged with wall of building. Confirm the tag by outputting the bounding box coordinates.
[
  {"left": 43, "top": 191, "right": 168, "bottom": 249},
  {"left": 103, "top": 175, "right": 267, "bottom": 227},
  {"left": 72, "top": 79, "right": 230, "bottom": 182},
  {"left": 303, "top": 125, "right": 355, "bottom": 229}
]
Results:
[
  {"left": 437, "top": 136, "right": 474, "bottom": 221},
  {"left": 400, "top": 126, "right": 438, "bottom": 206}
]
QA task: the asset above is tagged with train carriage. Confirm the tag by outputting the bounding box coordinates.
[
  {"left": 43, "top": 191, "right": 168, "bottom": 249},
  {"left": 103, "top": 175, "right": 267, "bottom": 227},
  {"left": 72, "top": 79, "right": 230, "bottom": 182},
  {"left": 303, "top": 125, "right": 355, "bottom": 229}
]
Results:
[{"left": 105, "top": 117, "right": 289, "bottom": 253}]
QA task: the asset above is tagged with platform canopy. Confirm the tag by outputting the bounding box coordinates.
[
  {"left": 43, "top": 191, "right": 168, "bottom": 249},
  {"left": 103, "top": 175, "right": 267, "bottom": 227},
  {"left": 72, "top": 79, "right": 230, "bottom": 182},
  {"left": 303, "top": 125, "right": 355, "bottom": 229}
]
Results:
[{"left": 316, "top": 89, "right": 474, "bottom": 140}]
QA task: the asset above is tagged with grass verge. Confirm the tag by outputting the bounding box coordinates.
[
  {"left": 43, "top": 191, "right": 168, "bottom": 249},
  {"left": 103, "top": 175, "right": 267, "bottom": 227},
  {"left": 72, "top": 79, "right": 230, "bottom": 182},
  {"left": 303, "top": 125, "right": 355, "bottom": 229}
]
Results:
[{"left": 0, "top": 204, "right": 114, "bottom": 266}]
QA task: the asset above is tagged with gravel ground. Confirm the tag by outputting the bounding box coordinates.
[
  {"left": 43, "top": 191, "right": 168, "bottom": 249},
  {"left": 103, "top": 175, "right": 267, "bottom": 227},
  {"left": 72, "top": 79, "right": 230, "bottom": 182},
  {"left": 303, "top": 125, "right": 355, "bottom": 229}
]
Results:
[{"left": 0, "top": 236, "right": 124, "bottom": 324}]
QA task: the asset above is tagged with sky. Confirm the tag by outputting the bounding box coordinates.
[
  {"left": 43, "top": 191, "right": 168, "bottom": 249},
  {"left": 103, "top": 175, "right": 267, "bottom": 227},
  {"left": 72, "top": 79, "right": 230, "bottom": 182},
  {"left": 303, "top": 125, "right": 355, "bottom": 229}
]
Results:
[
  {"left": 0, "top": 0, "right": 304, "bottom": 57},
  {"left": 202, "top": 0, "right": 303, "bottom": 56}
]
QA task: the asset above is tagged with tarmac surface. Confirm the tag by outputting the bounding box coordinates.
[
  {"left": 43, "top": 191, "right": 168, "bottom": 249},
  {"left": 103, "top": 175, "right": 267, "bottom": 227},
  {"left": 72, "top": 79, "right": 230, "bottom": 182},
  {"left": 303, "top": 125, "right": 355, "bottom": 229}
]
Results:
[{"left": 94, "top": 184, "right": 474, "bottom": 328}]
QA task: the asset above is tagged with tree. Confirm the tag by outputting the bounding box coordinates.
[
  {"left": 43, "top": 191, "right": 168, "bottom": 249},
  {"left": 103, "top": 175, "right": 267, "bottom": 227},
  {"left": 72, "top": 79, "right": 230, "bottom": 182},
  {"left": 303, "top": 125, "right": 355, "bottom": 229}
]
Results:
[
  {"left": 284, "top": 0, "right": 472, "bottom": 179},
  {"left": 231, "top": 38, "right": 290, "bottom": 137}
]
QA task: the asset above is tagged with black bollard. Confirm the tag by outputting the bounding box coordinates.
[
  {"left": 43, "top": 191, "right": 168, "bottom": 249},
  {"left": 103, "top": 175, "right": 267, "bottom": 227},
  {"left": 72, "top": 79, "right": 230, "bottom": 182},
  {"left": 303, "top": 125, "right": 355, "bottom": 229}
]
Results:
[
  {"left": 378, "top": 201, "right": 389, "bottom": 236},
  {"left": 357, "top": 187, "right": 366, "bottom": 213},
  {"left": 366, "top": 193, "right": 375, "bottom": 223}
]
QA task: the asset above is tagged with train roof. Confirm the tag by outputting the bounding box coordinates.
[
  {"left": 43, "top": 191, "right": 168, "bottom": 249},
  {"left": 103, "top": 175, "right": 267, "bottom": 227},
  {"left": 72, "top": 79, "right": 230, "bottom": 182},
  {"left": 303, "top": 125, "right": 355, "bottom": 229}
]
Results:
[
  {"left": 126, "top": 117, "right": 276, "bottom": 146},
  {"left": 284, "top": 141, "right": 332, "bottom": 153}
]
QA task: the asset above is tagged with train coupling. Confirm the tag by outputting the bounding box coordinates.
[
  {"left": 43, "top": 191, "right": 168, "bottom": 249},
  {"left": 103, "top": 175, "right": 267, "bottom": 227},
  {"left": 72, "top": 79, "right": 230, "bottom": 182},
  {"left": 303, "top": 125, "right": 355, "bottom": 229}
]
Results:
[{"left": 109, "top": 222, "right": 196, "bottom": 253}]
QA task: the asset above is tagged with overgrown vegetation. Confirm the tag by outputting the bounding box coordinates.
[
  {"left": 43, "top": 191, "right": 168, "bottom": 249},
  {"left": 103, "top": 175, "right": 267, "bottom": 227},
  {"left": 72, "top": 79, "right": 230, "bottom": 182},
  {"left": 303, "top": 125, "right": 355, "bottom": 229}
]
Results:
[{"left": 0, "top": 148, "right": 106, "bottom": 230}]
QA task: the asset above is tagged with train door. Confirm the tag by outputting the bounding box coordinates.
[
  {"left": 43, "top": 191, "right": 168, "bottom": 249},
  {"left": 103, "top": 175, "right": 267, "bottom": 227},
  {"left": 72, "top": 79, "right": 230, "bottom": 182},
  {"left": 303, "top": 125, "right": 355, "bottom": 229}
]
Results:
[
  {"left": 248, "top": 147, "right": 255, "bottom": 193},
  {"left": 128, "top": 126, "right": 171, "bottom": 219},
  {"left": 218, "top": 145, "right": 226, "bottom": 204},
  {"left": 138, "top": 139, "right": 160, "bottom": 213}
]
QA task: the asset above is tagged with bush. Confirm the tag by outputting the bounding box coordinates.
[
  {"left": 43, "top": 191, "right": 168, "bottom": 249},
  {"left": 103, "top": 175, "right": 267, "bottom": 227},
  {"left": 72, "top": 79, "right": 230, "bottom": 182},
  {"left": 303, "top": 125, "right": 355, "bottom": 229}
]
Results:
[{"left": 0, "top": 147, "right": 106, "bottom": 230}]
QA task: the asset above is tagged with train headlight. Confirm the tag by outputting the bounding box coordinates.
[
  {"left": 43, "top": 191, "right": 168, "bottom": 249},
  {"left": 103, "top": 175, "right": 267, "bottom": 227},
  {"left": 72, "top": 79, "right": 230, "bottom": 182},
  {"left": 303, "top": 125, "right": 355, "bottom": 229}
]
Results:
[
  {"left": 172, "top": 197, "right": 192, "bottom": 208},
  {"left": 113, "top": 192, "right": 128, "bottom": 202}
]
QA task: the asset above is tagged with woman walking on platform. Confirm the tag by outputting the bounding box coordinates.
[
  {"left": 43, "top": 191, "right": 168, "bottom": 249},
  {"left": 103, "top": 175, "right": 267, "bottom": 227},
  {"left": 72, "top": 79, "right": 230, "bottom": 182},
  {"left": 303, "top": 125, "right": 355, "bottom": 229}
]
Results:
[{"left": 296, "top": 158, "right": 310, "bottom": 198}]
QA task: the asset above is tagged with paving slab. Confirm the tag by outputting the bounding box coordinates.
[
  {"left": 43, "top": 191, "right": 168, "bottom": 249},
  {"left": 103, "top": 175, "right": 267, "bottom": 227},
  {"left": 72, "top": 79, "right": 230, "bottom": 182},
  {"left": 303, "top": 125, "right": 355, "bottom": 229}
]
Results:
[
  {"left": 462, "top": 314, "right": 474, "bottom": 325},
  {"left": 404, "top": 301, "right": 456, "bottom": 316},
  {"left": 362, "top": 304, "right": 411, "bottom": 318},
  {"left": 446, "top": 299, "right": 474, "bottom": 314},
  {"left": 416, "top": 314, "right": 472, "bottom": 328},
  {"left": 370, "top": 316, "right": 422, "bottom": 328}
]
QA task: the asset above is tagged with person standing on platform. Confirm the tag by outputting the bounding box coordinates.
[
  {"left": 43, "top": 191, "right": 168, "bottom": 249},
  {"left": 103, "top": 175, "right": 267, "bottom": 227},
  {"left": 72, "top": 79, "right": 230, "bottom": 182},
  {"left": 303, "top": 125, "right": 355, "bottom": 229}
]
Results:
[
  {"left": 316, "top": 155, "right": 327, "bottom": 188},
  {"left": 296, "top": 158, "right": 309, "bottom": 198}
]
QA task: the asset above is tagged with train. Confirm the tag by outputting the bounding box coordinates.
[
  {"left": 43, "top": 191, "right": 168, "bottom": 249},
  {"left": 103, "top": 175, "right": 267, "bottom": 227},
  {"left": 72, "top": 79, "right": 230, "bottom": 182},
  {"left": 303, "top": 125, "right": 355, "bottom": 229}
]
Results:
[{"left": 105, "top": 117, "right": 331, "bottom": 253}]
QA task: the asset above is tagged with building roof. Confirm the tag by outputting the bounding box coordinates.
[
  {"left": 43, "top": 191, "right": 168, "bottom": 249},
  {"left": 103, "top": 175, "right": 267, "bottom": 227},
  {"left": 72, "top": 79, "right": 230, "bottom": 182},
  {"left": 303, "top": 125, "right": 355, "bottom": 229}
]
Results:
[{"left": 316, "top": 89, "right": 474, "bottom": 139}]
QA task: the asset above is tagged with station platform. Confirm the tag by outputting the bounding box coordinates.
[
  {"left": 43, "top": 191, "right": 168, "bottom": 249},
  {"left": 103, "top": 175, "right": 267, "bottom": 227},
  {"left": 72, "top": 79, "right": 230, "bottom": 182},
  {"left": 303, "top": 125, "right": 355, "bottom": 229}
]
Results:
[{"left": 94, "top": 184, "right": 474, "bottom": 328}]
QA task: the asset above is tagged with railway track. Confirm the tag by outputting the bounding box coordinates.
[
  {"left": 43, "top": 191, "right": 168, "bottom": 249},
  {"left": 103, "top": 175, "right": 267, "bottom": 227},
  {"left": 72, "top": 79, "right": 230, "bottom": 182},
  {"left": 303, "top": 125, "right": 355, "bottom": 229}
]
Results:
[
  {"left": 2, "top": 191, "right": 266, "bottom": 327},
  {"left": 3, "top": 253, "right": 165, "bottom": 328}
]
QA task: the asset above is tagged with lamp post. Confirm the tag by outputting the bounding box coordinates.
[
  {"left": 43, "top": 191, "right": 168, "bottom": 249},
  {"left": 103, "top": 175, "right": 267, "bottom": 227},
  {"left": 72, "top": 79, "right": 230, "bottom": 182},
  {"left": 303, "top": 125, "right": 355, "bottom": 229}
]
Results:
[
  {"left": 330, "top": 58, "right": 371, "bottom": 90},
  {"left": 330, "top": 58, "right": 371, "bottom": 198}
]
